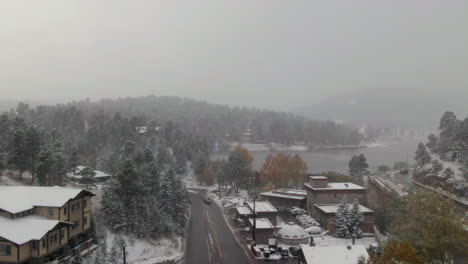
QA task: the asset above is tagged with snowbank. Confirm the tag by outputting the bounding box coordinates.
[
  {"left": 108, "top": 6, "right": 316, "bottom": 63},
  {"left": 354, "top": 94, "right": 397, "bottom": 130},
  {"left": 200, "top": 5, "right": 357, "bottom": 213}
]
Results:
[{"left": 106, "top": 232, "right": 184, "bottom": 264}]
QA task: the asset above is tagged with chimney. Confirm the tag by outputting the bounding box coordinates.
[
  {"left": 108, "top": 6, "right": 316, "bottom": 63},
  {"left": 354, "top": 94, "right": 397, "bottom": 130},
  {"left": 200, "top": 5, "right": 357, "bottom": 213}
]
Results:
[{"left": 309, "top": 176, "right": 328, "bottom": 188}]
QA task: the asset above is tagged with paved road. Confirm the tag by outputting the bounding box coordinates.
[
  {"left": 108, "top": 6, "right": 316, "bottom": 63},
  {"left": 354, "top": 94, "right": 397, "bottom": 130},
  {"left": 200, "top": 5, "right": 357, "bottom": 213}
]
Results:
[{"left": 186, "top": 192, "right": 252, "bottom": 264}]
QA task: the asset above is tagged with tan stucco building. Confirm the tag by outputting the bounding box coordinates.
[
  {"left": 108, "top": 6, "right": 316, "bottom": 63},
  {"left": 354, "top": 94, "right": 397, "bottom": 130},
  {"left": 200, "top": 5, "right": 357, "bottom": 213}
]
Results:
[{"left": 0, "top": 186, "right": 94, "bottom": 264}]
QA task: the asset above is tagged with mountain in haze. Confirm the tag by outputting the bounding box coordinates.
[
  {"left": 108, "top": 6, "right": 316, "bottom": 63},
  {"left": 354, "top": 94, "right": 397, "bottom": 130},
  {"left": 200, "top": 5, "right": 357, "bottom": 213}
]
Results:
[{"left": 294, "top": 88, "right": 467, "bottom": 130}]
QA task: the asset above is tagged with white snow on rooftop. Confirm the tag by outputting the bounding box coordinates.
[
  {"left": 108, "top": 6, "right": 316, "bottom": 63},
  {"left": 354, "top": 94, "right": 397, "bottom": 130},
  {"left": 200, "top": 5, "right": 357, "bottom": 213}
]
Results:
[
  {"left": 236, "top": 206, "right": 252, "bottom": 215},
  {"left": 248, "top": 218, "right": 274, "bottom": 229},
  {"left": 260, "top": 191, "right": 306, "bottom": 200},
  {"left": 300, "top": 244, "right": 369, "bottom": 264},
  {"left": 0, "top": 186, "right": 90, "bottom": 214},
  {"left": 314, "top": 204, "right": 373, "bottom": 214},
  {"left": 67, "top": 165, "right": 111, "bottom": 179},
  {"left": 0, "top": 215, "right": 68, "bottom": 245},
  {"left": 246, "top": 201, "right": 278, "bottom": 213},
  {"left": 305, "top": 182, "right": 365, "bottom": 190}
]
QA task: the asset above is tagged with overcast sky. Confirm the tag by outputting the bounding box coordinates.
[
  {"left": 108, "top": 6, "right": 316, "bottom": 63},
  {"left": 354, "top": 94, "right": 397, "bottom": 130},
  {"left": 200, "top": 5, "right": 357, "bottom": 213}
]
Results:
[{"left": 0, "top": 0, "right": 467, "bottom": 110}]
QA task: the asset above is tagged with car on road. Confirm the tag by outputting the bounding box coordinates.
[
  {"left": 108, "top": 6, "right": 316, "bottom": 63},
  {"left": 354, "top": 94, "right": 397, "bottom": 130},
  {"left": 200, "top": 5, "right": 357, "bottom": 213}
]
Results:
[{"left": 204, "top": 196, "right": 213, "bottom": 204}]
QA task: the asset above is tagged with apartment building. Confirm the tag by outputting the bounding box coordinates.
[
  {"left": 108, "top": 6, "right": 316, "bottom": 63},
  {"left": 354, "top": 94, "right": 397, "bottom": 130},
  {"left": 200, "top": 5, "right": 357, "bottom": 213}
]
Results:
[{"left": 0, "top": 186, "right": 94, "bottom": 264}]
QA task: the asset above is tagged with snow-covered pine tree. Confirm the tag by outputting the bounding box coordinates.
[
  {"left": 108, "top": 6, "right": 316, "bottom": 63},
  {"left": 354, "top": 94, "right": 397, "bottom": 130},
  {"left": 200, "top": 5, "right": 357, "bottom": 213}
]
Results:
[
  {"left": 415, "top": 142, "right": 431, "bottom": 166},
  {"left": 461, "top": 158, "right": 468, "bottom": 181},
  {"left": 173, "top": 141, "right": 188, "bottom": 176},
  {"left": 348, "top": 199, "right": 364, "bottom": 238},
  {"left": 94, "top": 239, "right": 107, "bottom": 264},
  {"left": 107, "top": 240, "right": 122, "bottom": 264},
  {"left": 431, "top": 159, "right": 443, "bottom": 174},
  {"left": 443, "top": 168, "right": 454, "bottom": 179},
  {"left": 426, "top": 134, "right": 439, "bottom": 153},
  {"left": 335, "top": 196, "right": 350, "bottom": 238}
]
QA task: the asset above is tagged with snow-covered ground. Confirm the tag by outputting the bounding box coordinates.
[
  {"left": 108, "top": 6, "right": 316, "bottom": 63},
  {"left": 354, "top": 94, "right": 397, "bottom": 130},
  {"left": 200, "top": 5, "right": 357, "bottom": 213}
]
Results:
[
  {"left": 313, "top": 235, "right": 377, "bottom": 248},
  {"left": 227, "top": 142, "right": 309, "bottom": 152},
  {"left": 106, "top": 232, "right": 184, "bottom": 264},
  {"left": 0, "top": 175, "right": 22, "bottom": 186}
]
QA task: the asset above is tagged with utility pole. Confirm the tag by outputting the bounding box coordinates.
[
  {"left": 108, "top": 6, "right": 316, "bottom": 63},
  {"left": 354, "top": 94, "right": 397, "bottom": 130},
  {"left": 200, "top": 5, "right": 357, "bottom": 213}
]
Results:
[
  {"left": 253, "top": 194, "right": 256, "bottom": 244},
  {"left": 123, "top": 245, "right": 126, "bottom": 264}
]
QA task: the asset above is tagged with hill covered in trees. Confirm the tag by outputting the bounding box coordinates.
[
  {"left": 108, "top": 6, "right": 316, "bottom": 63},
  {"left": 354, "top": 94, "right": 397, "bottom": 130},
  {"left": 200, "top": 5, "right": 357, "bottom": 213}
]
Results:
[
  {"left": 413, "top": 111, "right": 468, "bottom": 198},
  {"left": 0, "top": 96, "right": 368, "bottom": 165}
]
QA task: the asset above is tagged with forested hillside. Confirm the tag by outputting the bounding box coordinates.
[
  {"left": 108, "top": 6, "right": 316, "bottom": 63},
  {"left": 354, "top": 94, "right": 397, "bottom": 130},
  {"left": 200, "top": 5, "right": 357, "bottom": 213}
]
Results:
[
  {"left": 0, "top": 96, "right": 367, "bottom": 166},
  {"left": 413, "top": 111, "right": 468, "bottom": 198}
]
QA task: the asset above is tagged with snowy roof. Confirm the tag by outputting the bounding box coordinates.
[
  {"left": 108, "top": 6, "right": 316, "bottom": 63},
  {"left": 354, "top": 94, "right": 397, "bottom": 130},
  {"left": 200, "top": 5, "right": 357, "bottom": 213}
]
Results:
[
  {"left": 236, "top": 206, "right": 253, "bottom": 215},
  {"left": 246, "top": 201, "right": 278, "bottom": 213},
  {"left": 260, "top": 191, "right": 306, "bottom": 200},
  {"left": 314, "top": 204, "right": 373, "bottom": 214},
  {"left": 0, "top": 186, "right": 93, "bottom": 214},
  {"left": 277, "top": 222, "right": 309, "bottom": 239},
  {"left": 248, "top": 218, "right": 275, "bottom": 229},
  {"left": 305, "top": 182, "right": 365, "bottom": 191},
  {"left": 67, "top": 166, "right": 111, "bottom": 179},
  {"left": 300, "top": 245, "right": 369, "bottom": 264},
  {"left": 0, "top": 215, "right": 71, "bottom": 245},
  {"left": 309, "top": 176, "right": 328, "bottom": 180}
]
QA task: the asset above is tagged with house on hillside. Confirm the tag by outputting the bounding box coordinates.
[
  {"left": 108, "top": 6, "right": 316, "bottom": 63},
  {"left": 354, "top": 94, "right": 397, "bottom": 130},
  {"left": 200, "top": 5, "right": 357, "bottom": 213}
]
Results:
[
  {"left": 67, "top": 166, "right": 112, "bottom": 183},
  {"left": 0, "top": 186, "right": 94, "bottom": 264}
]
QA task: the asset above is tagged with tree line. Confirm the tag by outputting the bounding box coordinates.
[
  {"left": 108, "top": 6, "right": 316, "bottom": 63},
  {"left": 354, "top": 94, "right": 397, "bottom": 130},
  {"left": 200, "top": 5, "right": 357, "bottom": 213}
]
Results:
[{"left": 414, "top": 111, "right": 468, "bottom": 198}]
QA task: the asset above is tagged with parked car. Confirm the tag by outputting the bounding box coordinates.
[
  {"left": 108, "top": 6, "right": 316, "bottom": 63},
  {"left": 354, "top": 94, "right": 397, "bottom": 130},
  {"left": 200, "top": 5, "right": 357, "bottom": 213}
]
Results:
[{"left": 290, "top": 207, "right": 307, "bottom": 215}]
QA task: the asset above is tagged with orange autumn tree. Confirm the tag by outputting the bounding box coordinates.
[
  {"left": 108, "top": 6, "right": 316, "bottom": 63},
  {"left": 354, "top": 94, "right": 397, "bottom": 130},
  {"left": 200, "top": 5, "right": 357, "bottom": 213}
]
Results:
[
  {"left": 260, "top": 153, "right": 307, "bottom": 188},
  {"left": 357, "top": 240, "right": 424, "bottom": 264}
]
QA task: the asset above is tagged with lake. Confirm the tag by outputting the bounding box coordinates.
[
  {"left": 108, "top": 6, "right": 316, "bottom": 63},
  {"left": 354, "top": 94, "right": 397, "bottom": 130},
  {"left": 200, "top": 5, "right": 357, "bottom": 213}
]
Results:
[{"left": 211, "top": 138, "right": 421, "bottom": 174}]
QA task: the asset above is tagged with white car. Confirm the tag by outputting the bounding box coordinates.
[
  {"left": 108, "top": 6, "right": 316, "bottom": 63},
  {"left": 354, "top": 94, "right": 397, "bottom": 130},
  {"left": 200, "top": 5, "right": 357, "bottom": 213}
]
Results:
[{"left": 290, "top": 207, "right": 307, "bottom": 215}]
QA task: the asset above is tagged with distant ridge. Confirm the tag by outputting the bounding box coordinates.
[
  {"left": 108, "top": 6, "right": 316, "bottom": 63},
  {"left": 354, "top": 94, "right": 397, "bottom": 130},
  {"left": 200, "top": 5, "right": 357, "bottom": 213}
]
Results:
[{"left": 295, "top": 88, "right": 467, "bottom": 129}]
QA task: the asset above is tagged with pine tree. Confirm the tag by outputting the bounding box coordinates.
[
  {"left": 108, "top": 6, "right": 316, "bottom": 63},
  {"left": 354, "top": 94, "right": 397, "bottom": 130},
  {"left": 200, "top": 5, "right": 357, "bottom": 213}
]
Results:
[
  {"left": 460, "top": 158, "right": 468, "bottom": 181},
  {"left": 36, "top": 145, "right": 53, "bottom": 186},
  {"left": 348, "top": 199, "right": 364, "bottom": 238},
  {"left": 439, "top": 111, "right": 459, "bottom": 154},
  {"left": 335, "top": 196, "right": 350, "bottom": 238},
  {"left": 426, "top": 133, "right": 438, "bottom": 153},
  {"left": 415, "top": 142, "right": 431, "bottom": 166},
  {"left": 431, "top": 159, "right": 443, "bottom": 174},
  {"left": 94, "top": 240, "right": 107, "bottom": 264},
  {"left": 349, "top": 154, "right": 369, "bottom": 177},
  {"left": 69, "top": 146, "right": 79, "bottom": 177},
  {"left": 108, "top": 237, "right": 123, "bottom": 264},
  {"left": 7, "top": 127, "right": 28, "bottom": 179},
  {"left": 25, "top": 126, "right": 41, "bottom": 183},
  {"left": 80, "top": 166, "right": 97, "bottom": 190}
]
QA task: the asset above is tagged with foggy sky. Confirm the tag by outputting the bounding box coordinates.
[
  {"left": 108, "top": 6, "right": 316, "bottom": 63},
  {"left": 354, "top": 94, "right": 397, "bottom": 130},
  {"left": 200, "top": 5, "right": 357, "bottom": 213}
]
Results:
[{"left": 0, "top": 0, "right": 467, "bottom": 110}]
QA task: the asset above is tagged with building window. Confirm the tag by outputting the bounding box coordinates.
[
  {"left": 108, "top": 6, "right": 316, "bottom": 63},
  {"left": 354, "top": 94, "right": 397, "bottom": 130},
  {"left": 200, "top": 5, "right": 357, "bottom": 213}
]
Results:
[
  {"left": 49, "top": 234, "right": 58, "bottom": 245},
  {"left": 0, "top": 245, "right": 12, "bottom": 256},
  {"left": 42, "top": 239, "right": 46, "bottom": 248},
  {"left": 83, "top": 216, "right": 88, "bottom": 226},
  {"left": 71, "top": 202, "right": 80, "bottom": 212},
  {"left": 72, "top": 220, "right": 80, "bottom": 230},
  {"left": 60, "top": 230, "right": 65, "bottom": 240},
  {"left": 31, "top": 241, "right": 38, "bottom": 250},
  {"left": 48, "top": 208, "right": 54, "bottom": 217},
  {"left": 63, "top": 206, "right": 67, "bottom": 215},
  {"left": 83, "top": 199, "right": 87, "bottom": 208},
  {"left": 334, "top": 193, "right": 337, "bottom": 198}
]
